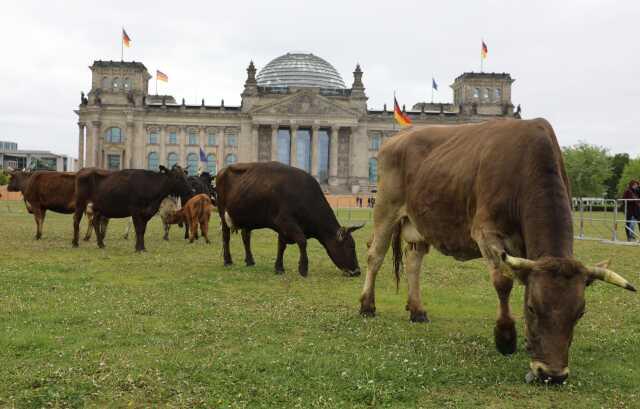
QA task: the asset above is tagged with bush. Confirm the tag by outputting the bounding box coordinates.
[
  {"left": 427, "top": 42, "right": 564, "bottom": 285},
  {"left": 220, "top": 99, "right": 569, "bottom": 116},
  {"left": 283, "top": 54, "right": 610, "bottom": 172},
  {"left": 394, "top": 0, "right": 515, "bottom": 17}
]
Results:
[
  {"left": 0, "top": 171, "right": 9, "bottom": 186},
  {"left": 617, "top": 158, "right": 640, "bottom": 196}
]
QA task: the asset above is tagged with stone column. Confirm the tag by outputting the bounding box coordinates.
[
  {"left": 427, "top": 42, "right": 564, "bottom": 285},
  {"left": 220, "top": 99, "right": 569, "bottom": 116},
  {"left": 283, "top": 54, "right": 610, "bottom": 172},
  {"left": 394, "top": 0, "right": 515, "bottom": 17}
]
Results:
[
  {"left": 125, "top": 121, "right": 134, "bottom": 168},
  {"left": 159, "top": 125, "right": 167, "bottom": 166},
  {"left": 251, "top": 124, "right": 259, "bottom": 162},
  {"left": 77, "top": 122, "right": 85, "bottom": 168},
  {"left": 329, "top": 125, "right": 339, "bottom": 185},
  {"left": 91, "top": 121, "right": 101, "bottom": 168},
  {"left": 271, "top": 124, "right": 279, "bottom": 161},
  {"left": 311, "top": 125, "right": 319, "bottom": 177},
  {"left": 218, "top": 127, "right": 225, "bottom": 169},
  {"left": 179, "top": 126, "right": 186, "bottom": 167},
  {"left": 290, "top": 125, "right": 298, "bottom": 168}
]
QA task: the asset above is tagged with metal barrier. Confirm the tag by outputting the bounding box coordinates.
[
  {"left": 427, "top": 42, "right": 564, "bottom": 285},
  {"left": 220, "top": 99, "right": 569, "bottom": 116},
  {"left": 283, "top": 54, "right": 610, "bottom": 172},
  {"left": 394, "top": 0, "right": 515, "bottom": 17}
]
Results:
[{"left": 572, "top": 198, "right": 639, "bottom": 245}]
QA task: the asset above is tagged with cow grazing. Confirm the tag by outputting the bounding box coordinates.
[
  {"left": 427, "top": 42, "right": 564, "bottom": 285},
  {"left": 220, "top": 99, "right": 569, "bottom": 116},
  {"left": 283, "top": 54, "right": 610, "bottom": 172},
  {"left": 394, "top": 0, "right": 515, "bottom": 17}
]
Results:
[
  {"left": 164, "top": 193, "right": 215, "bottom": 243},
  {"left": 360, "top": 119, "right": 636, "bottom": 384},
  {"left": 180, "top": 172, "right": 217, "bottom": 240},
  {"left": 7, "top": 169, "right": 106, "bottom": 240},
  {"left": 122, "top": 196, "right": 180, "bottom": 241},
  {"left": 72, "top": 165, "right": 192, "bottom": 251},
  {"left": 216, "top": 162, "right": 363, "bottom": 276}
]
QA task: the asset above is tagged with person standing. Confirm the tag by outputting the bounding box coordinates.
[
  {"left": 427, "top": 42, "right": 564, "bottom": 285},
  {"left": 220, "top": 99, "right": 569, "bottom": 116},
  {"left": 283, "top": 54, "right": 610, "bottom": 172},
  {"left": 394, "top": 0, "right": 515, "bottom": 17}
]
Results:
[{"left": 622, "top": 180, "right": 640, "bottom": 241}]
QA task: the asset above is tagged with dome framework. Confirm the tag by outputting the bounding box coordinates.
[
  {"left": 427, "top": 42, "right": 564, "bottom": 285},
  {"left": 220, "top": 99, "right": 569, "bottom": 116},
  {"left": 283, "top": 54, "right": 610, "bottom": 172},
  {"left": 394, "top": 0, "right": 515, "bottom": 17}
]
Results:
[{"left": 256, "top": 53, "right": 346, "bottom": 90}]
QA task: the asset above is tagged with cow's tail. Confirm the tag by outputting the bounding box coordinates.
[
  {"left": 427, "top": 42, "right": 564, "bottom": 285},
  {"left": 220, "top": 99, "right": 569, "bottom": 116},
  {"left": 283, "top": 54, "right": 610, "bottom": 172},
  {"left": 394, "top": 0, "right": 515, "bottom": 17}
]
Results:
[{"left": 391, "top": 221, "right": 403, "bottom": 293}]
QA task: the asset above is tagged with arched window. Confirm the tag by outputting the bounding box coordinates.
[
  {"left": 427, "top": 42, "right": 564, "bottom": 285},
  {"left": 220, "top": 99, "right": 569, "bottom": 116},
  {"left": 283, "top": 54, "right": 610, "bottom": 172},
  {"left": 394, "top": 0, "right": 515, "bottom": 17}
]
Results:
[
  {"left": 225, "top": 153, "right": 237, "bottom": 166},
  {"left": 483, "top": 88, "right": 490, "bottom": 101},
  {"left": 148, "top": 152, "right": 159, "bottom": 171},
  {"left": 207, "top": 130, "right": 216, "bottom": 146},
  {"left": 277, "top": 128, "right": 291, "bottom": 165},
  {"left": 207, "top": 154, "right": 217, "bottom": 174},
  {"left": 188, "top": 129, "right": 198, "bottom": 145},
  {"left": 317, "top": 129, "right": 330, "bottom": 183},
  {"left": 296, "top": 129, "right": 311, "bottom": 172},
  {"left": 494, "top": 88, "right": 501, "bottom": 101},
  {"left": 370, "top": 134, "right": 381, "bottom": 151},
  {"left": 167, "top": 152, "right": 178, "bottom": 169},
  {"left": 187, "top": 153, "right": 198, "bottom": 175},
  {"left": 105, "top": 127, "right": 122, "bottom": 144},
  {"left": 473, "top": 88, "right": 480, "bottom": 99},
  {"left": 123, "top": 78, "right": 131, "bottom": 90},
  {"left": 112, "top": 77, "right": 120, "bottom": 90},
  {"left": 168, "top": 130, "right": 177, "bottom": 144},
  {"left": 369, "top": 158, "right": 378, "bottom": 184},
  {"left": 148, "top": 129, "right": 159, "bottom": 144},
  {"left": 101, "top": 76, "right": 110, "bottom": 89}
]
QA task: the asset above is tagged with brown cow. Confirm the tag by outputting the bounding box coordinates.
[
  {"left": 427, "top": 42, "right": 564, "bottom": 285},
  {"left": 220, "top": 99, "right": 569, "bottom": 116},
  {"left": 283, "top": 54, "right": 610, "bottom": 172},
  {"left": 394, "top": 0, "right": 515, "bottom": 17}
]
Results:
[
  {"left": 164, "top": 193, "right": 215, "bottom": 243},
  {"left": 7, "top": 169, "right": 106, "bottom": 240},
  {"left": 361, "top": 119, "right": 635, "bottom": 384}
]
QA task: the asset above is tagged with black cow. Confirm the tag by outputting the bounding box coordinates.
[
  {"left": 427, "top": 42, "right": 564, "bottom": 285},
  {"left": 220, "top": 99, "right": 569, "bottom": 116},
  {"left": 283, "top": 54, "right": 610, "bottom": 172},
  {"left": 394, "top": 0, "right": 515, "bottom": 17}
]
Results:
[
  {"left": 72, "top": 165, "right": 192, "bottom": 251},
  {"left": 216, "top": 161, "right": 363, "bottom": 276}
]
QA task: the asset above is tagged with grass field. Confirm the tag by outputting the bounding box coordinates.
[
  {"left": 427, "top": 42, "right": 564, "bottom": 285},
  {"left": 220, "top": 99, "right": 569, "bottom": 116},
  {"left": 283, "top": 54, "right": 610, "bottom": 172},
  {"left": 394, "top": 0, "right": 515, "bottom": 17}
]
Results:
[{"left": 1, "top": 200, "right": 639, "bottom": 408}]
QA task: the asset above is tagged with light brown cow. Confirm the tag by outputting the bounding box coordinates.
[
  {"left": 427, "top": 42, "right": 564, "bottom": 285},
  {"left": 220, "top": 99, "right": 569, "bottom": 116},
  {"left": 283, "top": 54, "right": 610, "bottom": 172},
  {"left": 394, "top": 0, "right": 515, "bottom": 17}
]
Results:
[
  {"left": 165, "top": 193, "right": 214, "bottom": 243},
  {"left": 361, "top": 118, "right": 636, "bottom": 384}
]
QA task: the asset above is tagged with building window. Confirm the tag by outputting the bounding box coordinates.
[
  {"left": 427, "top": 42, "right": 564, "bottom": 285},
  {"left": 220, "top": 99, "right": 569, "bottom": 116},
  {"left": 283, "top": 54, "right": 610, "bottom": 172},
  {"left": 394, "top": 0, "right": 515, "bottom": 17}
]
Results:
[
  {"left": 369, "top": 157, "right": 378, "bottom": 184},
  {"left": 167, "top": 152, "right": 178, "bottom": 168},
  {"left": 370, "top": 134, "right": 381, "bottom": 151},
  {"left": 148, "top": 129, "right": 159, "bottom": 144},
  {"left": 225, "top": 153, "right": 237, "bottom": 166},
  {"left": 187, "top": 153, "right": 198, "bottom": 175},
  {"left": 277, "top": 128, "right": 290, "bottom": 165},
  {"left": 494, "top": 88, "right": 501, "bottom": 101},
  {"left": 148, "top": 152, "right": 159, "bottom": 170},
  {"left": 473, "top": 88, "right": 480, "bottom": 99},
  {"left": 296, "top": 129, "right": 311, "bottom": 172},
  {"left": 112, "top": 77, "right": 120, "bottom": 90},
  {"left": 107, "top": 154, "right": 121, "bottom": 170},
  {"left": 317, "top": 129, "right": 330, "bottom": 183},
  {"left": 226, "top": 134, "right": 238, "bottom": 147},
  {"left": 123, "top": 78, "right": 131, "bottom": 90},
  {"left": 168, "top": 131, "right": 177, "bottom": 144},
  {"left": 188, "top": 129, "right": 198, "bottom": 145},
  {"left": 105, "top": 127, "right": 122, "bottom": 144},
  {"left": 483, "top": 88, "right": 490, "bottom": 101},
  {"left": 102, "top": 76, "right": 110, "bottom": 89},
  {"left": 207, "top": 154, "right": 217, "bottom": 174},
  {"left": 207, "top": 132, "right": 216, "bottom": 146}
]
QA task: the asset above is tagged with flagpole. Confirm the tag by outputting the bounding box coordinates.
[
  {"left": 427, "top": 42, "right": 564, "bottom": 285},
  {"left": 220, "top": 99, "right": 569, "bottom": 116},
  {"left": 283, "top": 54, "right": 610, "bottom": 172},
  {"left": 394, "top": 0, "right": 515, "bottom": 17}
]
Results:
[
  {"left": 155, "top": 76, "right": 158, "bottom": 95},
  {"left": 431, "top": 78, "right": 434, "bottom": 103},
  {"left": 121, "top": 27, "right": 123, "bottom": 61}
]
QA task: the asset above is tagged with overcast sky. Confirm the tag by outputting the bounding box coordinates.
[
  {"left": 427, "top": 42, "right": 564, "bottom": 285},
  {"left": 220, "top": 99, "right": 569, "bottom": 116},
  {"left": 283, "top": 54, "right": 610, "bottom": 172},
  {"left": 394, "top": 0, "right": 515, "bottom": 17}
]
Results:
[{"left": 1, "top": 0, "right": 638, "bottom": 158}]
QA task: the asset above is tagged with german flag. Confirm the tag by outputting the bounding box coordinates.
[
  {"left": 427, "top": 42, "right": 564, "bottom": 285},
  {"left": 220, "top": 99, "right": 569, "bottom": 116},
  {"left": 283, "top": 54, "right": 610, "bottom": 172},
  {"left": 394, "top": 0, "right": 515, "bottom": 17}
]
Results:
[
  {"left": 481, "top": 40, "right": 488, "bottom": 59},
  {"left": 156, "top": 70, "right": 168, "bottom": 82},
  {"left": 393, "top": 97, "right": 412, "bottom": 127},
  {"left": 122, "top": 28, "right": 131, "bottom": 48}
]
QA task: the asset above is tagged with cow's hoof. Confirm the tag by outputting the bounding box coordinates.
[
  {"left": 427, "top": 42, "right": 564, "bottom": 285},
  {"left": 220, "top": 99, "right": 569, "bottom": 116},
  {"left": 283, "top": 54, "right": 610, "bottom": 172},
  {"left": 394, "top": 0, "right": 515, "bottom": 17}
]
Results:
[
  {"left": 410, "top": 310, "right": 430, "bottom": 323},
  {"left": 97, "top": 244, "right": 105, "bottom": 249},
  {"left": 72, "top": 242, "right": 79, "bottom": 248},
  {"left": 224, "top": 261, "right": 233, "bottom": 267},
  {"left": 298, "top": 269, "right": 308, "bottom": 277},
  {"left": 83, "top": 237, "right": 90, "bottom": 242},
  {"left": 163, "top": 237, "right": 169, "bottom": 241},
  {"left": 360, "top": 305, "right": 376, "bottom": 318},
  {"left": 494, "top": 324, "right": 517, "bottom": 355},
  {"left": 275, "top": 268, "right": 285, "bottom": 275},
  {"left": 205, "top": 240, "right": 210, "bottom": 244},
  {"left": 245, "top": 260, "right": 255, "bottom": 267},
  {"left": 35, "top": 235, "right": 41, "bottom": 240}
]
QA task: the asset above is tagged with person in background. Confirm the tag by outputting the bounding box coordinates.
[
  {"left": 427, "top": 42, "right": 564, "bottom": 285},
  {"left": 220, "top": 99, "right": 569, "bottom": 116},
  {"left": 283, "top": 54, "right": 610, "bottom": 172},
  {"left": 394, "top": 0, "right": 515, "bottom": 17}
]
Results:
[{"left": 622, "top": 179, "right": 640, "bottom": 241}]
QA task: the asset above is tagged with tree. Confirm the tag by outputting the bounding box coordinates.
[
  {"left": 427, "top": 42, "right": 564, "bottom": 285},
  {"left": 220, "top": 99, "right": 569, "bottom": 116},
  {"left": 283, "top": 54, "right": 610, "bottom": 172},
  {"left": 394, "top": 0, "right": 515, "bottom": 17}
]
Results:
[
  {"left": 562, "top": 142, "right": 612, "bottom": 198},
  {"left": 617, "top": 157, "right": 640, "bottom": 196},
  {"left": 605, "top": 153, "right": 629, "bottom": 199},
  {"left": 0, "top": 171, "right": 9, "bottom": 186}
]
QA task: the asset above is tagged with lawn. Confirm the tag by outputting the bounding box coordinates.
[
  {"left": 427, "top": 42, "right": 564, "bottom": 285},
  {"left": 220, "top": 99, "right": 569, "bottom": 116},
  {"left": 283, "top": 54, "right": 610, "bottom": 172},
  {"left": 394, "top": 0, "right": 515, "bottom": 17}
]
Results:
[{"left": 0, "top": 200, "right": 639, "bottom": 408}]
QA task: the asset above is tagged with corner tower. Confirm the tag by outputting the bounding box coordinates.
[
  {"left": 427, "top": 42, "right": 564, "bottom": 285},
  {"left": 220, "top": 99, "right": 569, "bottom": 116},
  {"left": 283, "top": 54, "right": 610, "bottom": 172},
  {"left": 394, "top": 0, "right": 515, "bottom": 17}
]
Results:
[
  {"left": 87, "top": 60, "right": 151, "bottom": 106},
  {"left": 451, "top": 72, "right": 515, "bottom": 116}
]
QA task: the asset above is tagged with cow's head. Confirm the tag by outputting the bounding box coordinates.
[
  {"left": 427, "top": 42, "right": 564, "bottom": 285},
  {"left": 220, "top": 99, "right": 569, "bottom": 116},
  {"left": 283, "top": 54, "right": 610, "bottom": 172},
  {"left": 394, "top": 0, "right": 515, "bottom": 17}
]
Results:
[
  {"left": 325, "top": 223, "right": 365, "bottom": 277},
  {"left": 7, "top": 168, "right": 30, "bottom": 192},
  {"left": 160, "top": 165, "right": 193, "bottom": 198},
  {"left": 501, "top": 253, "right": 636, "bottom": 384}
]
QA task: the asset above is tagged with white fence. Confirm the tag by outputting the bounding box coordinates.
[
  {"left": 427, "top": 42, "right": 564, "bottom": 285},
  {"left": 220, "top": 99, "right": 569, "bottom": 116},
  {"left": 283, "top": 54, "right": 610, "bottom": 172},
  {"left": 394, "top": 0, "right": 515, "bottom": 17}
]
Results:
[{"left": 572, "top": 198, "right": 639, "bottom": 245}]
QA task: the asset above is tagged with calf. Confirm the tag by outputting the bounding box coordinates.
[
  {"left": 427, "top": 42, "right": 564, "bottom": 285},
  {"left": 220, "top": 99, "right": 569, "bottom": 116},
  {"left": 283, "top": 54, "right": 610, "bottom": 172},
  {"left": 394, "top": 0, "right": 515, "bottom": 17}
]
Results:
[
  {"left": 123, "top": 196, "right": 180, "bottom": 241},
  {"left": 72, "top": 165, "right": 192, "bottom": 251},
  {"left": 7, "top": 169, "right": 106, "bottom": 240},
  {"left": 164, "top": 193, "right": 214, "bottom": 243}
]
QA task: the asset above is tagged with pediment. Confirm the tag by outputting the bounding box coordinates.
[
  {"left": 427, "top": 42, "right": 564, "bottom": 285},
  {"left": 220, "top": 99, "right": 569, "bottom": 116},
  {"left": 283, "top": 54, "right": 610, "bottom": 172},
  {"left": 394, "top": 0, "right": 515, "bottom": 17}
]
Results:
[{"left": 250, "top": 91, "right": 357, "bottom": 117}]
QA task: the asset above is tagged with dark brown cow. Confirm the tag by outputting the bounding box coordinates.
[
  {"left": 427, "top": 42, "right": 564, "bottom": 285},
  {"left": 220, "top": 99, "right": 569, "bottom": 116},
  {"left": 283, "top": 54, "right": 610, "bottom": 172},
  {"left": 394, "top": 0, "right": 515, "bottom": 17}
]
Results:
[
  {"left": 361, "top": 119, "right": 635, "bottom": 384},
  {"left": 164, "top": 193, "right": 215, "bottom": 243},
  {"left": 72, "top": 165, "right": 192, "bottom": 251},
  {"left": 216, "top": 162, "right": 363, "bottom": 276},
  {"left": 7, "top": 169, "right": 106, "bottom": 240}
]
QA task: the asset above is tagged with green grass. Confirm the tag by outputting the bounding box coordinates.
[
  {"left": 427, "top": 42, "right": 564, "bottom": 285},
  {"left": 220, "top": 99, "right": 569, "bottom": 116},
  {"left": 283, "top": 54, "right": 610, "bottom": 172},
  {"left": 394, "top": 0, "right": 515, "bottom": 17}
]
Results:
[{"left": 0, "top": 201, "right": 639, "bottom": 408}]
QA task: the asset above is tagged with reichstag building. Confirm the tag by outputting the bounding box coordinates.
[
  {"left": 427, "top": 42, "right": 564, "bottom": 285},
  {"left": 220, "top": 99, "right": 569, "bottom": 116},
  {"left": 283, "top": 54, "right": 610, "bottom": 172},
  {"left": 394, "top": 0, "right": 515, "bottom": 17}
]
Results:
[{"left": 75, "top": 52, "right": 517, "bottom": 193}]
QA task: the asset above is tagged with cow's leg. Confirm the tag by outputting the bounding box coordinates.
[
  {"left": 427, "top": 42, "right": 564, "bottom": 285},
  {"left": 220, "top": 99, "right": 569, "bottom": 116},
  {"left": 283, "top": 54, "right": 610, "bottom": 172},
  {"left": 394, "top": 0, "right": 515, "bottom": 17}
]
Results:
[
  {"left": 188, "top": 218, "right": 197, "bottom": 243},
  {"left": 162, "top": 221, "right": 170, "bottom": 241},
  {"left": 491, "top": 266, "right": 517, "bottom": 355},
  {"left": 93, "top": 213, "right": 105, "bottom": 248},
  {"left": 360, "top": 204, "right": 401, "bottom": 317},
  {"left": 274, "top": 234, "right": 287, "bottom": 274},
  {"left": 132, "top": 215, "right": 148, "bottom": 252},
  {"left": 241, "top": 229, "right": 255, "bottom": 266},
  {"left": 200, "top": 217, "right": 210, "bottom": 244},
  {"left": 123, "top": 219, "right": 132, "bottom": 240},
  {"left": 72, "top": 206, "right": 85, "bottom": 247},
  {"left": 33, "top": 208, "right": 45, "bottom": 240},
  {"left": 221, "top": 213, "right": 233, "bottom": 266},
  {"left": 405, "top": 241, "right": 429, "bottom": 323},
  {"left": 83, "top": 213, "right": 93, "bottom": 241}
]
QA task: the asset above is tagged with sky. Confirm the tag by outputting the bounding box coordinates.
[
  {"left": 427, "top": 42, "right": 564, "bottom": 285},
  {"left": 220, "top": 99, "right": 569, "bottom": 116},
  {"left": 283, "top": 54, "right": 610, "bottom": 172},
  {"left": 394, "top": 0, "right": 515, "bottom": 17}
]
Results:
[{"left": 1, "top": 0, "right": 638, "bottom": 158}]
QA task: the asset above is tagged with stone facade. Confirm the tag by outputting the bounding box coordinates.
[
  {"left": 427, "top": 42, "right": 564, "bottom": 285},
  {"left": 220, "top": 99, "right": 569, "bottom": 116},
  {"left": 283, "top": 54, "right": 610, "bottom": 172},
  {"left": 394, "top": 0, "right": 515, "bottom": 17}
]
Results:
[{"left": 75, "top": 55, "right": 518, "bottom": 193}]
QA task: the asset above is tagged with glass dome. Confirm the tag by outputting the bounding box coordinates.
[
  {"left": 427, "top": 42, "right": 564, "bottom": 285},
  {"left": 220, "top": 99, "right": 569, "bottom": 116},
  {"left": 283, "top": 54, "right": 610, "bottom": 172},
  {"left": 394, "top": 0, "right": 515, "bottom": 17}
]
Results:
[{"left": 256, "top": 53, "right": 346, "bottom": 89}]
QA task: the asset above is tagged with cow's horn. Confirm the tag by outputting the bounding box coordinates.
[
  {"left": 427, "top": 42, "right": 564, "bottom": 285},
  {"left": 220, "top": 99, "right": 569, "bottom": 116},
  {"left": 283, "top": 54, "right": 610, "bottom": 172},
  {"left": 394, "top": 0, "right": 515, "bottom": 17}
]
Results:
[
  {"left": 502, "top": 253, "right": 536, "bottom": 270},
  {"left": 346, "top": 222, "right": 365, "bottom": 233},
  {"left": 586, "top": 266, "right": 637, "bottom": 292}
]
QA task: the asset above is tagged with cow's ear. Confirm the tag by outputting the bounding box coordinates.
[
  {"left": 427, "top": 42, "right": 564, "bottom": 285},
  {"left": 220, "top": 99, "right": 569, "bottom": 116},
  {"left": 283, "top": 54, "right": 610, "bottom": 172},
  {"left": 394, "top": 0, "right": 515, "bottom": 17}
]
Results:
[{"left": 159, "top": 165, "right": 168, "bottom": 173}]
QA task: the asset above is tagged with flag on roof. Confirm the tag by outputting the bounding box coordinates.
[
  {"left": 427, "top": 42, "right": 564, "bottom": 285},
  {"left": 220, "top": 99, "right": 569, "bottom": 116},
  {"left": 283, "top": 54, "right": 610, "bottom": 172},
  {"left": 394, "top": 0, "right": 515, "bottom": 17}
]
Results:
[
  {"left": 481, "top": 40, "right": 488, "bottom": 59},
  {"left": 156, "top": 70, "right": 168, "bottom": 82},
  {"left": 122, "top": 28, "right": 131, "bottom": 48},
  {"left": 393, "top": 96, "right": 412, "bottom": 127},
  {"left": 432, "top": 78, "right": 438, "bottom": 91}
]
